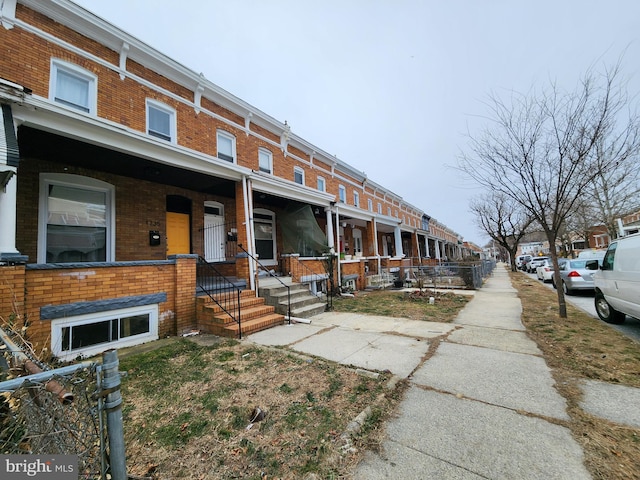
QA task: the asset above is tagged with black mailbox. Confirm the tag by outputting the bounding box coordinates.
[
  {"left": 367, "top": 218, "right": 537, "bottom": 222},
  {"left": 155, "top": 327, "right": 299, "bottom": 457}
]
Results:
[{"left": 149, "top": 230, "right": 161, "bottom": 246}]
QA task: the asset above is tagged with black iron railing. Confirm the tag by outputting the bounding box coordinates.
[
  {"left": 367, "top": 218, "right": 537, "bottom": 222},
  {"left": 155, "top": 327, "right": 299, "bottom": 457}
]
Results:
[
  {"left": 238, "top": 244, "right": 291, "bottom": 323},
  {"left": 199, "top": 221, "right": 238, "bottom": 261},
  {"left": 196, "top": 256, "right": 243, "bottom": 338}
]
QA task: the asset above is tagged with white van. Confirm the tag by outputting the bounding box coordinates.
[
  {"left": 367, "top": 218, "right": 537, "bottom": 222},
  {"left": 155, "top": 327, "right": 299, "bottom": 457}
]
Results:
[
  {"left": 591, "top": 233, "right": 640, "bottom": 324},
  {"left": 516, "top": 255, "right": 532, "bottom": 270}
]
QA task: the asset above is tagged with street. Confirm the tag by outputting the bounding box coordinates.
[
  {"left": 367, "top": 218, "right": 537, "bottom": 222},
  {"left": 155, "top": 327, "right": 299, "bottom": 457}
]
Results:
[{"left": 523, "top": 271, "right": 640, "bottom": 343}]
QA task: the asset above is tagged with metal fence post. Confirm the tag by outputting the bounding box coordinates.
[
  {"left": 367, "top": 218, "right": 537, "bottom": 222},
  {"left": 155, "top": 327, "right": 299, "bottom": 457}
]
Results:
[{"left": 102, "top": 349, "right": 127, "bottom": 480}]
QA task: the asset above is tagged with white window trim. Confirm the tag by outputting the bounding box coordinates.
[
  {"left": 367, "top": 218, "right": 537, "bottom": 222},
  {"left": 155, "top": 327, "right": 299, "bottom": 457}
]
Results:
[
  {"left": 216, "top": 130, "right": 237, "bottom": 163},
  {"left": 377, "top": 203, "right": 382, "bottom": 214},
  {"left": 338, "top": 185, "right": 346, "bottom": 203},
  {"left": 38, "top": 173, "right": 115, "bottom": 263},
  {"left": 258, "top": 147, "right": 272, "bottom": 174},
  {"left": 317, "top": 176, "right": 326, "bottom": 192},
  {"left": 49, "top": 59, "right": 97, "bottom": 115},
  {"left": 51, "top": 304, "right": 159, "bottom": 361},
  {"left": 294, "top": 166, "right": 305, "bottom": 185},
  {"left": 368, "top": 199, "right": 373, "bottom": 212},
  {"left": 146, "top": 99, "right": 176, "bottom": 143},
  {"left": 353, "top": 191, "right": 360, "bottom": 208}
]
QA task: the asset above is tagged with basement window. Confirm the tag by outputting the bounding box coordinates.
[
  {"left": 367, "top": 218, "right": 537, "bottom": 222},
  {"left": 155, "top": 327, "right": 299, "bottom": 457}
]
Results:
[{"left": 51, "top": 305, "right": 159, "bottom": 361}]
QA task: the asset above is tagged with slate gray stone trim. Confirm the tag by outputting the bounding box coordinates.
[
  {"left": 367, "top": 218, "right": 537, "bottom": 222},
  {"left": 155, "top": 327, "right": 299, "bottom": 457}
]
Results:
[
  {"left": 26, "top": 260, "right": 174, "bottom": 270},
  {"left": 40, "top": 293, "right": 167, "bottom": 320}
]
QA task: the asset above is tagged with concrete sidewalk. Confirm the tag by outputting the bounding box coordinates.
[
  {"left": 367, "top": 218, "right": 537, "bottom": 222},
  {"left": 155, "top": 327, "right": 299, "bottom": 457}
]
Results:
[{"left": 246, "top": 265, "right": 639, "bottom": 479}]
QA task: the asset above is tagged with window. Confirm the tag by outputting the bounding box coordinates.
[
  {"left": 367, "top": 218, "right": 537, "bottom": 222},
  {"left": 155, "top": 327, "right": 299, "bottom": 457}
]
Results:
[
  {"left": 258, "top": 148, "right": 272, "bottom": 173},
  {"left": 146, "top": 100, "right": 175, "bottom": 142},
  {"left": 388, "top": 207, "right": 392, "bottom": 216},
  {"left": 317, "top": 176, "right": 326, "bottom": 192},
  {"left": 50, "top": 60, "right": 97, "bottom": 114},
  {"left": 51, "top": 305, "right": 158, "bottom": 361},
  {"left": 602, "top": 242, "right": 617, "bottom": 271},
  {"left": 217, "top": 130, "right": 236, "bottom": 162},
  {"left": 368, "top": 199, "right": 373, "bottom": 212},
  {"left": 377, "top": 203, "right": 382, "bottom": 214},
  {"left": 39, "top": 174, "right": 114, "bottom": 263},
  {"left": 338, "top": 185, "right": 346, "bottom": 203},
  {"left": 353, "top": 191, "right": 360, "bottom": 208},
  {"left": 294, "top": 166, "right": 305, "bottom": 185}
]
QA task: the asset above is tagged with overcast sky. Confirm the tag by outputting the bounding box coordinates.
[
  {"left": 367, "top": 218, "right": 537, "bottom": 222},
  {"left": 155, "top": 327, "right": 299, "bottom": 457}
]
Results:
[{"left": 72, "top": 0, "right": 640, "bottom": 245}]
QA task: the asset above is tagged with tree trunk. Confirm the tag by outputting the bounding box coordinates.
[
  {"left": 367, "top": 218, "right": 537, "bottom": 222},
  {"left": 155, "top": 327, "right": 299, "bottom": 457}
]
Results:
[{"left": 548, "top": 248, "right": 567, "bottom": 318}]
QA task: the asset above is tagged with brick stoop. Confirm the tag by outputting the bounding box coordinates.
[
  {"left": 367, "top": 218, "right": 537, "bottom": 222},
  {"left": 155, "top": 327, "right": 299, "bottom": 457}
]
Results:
[{"left": 196, "top": 290, "right": 285, "bottom": 338}]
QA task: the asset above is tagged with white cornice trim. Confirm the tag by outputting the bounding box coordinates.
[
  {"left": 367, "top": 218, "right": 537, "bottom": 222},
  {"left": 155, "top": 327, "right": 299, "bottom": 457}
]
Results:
[
  {"left": 250, "top": 171, "right": 335, "bottom": 206},
  {"left": 12, "top": 96, "right": 248, "bottom": 181}
]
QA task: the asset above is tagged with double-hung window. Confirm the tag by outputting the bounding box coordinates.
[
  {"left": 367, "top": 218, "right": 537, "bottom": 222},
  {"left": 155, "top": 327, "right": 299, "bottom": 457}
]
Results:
[
  {"left": 368, "top": 199, "right": 373, "bottom": 212},
  {"left": 258, "top": 148, "right": 272, "bottom": 173},
  {"left": 217, "top": 130, "right": 236, "bottom": 162},
  {"left": 353, "top": 191, "right": 360, "bottom": 208},
  {"left": 146, "top": 100, "right": 176, "bottom": 142},
  {"left": 39, "top": 173, "right": 114, "bottom": 263},
  {"left": 338, "top": 185, "right": 346, "bottom": 203},
  {"left": 50, "top": 60, "right": 97, "bottom": 114},
  {"left": 294, "top": 166, "right": 304, "bottom": 185},
  {"left": 317, "top": 176, "right": 326, "bottom": 192},
  {"left": 377, "top": 203, "right": 382, "bottom": 214}
]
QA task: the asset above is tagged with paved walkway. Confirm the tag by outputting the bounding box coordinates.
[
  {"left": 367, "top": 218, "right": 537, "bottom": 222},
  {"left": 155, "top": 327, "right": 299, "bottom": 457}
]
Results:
[{"left": 246, "top": 264, "right": 640, "bottom": 479}]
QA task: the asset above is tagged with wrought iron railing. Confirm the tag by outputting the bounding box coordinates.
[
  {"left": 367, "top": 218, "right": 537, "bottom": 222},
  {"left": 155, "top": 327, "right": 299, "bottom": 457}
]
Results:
[
  {"left": 239, "top": 244, "right": 291, "bottom": 323},
  {"left": 199, "top": 221, "right": 238, "bottom": 262},
  {"left": 196, "top": 256, "right": 243, "bottom": 338}
]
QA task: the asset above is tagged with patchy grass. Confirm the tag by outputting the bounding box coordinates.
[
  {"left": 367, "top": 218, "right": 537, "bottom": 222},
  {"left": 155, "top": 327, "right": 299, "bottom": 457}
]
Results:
[
  {"left": 332, "top": 288, "right": 470, "bottom": 322},
  {"left": 117, "top": 288, "right": 471, "bottom": 479},
  {"left": 510, "top": 271, "right": 640, "bottom": 480},
  {"left": 119, "top": 339, "right": 401, "bottom": 479}
]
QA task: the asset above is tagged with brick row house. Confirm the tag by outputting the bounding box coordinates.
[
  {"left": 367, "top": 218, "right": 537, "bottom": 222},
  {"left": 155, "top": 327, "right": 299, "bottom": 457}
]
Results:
[{"left": 0, "top": 0, "right": 467, "bottom": 360}]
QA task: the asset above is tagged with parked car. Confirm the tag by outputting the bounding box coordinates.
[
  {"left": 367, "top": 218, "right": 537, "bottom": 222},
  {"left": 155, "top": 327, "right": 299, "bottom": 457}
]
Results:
[
  {"left": 535, "top": 259, "right": 555, "bottom": 282},
  {"left": 516, "top": 255, "right": 532, "bottom": 270},
  {"left": 553, "top": 258, "right": 598, "bottom": 295},
  {"left": 527, "top": 256, "right": 549, "bottom": 273},
  {"left": 591, "top": 233, "right": 640, "bottom": 324}
]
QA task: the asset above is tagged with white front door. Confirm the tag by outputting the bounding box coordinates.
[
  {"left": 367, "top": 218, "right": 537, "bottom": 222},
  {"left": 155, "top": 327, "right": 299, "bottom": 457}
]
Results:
[{"left": 204, "top": 214, "right": 225, "bottom": 262}]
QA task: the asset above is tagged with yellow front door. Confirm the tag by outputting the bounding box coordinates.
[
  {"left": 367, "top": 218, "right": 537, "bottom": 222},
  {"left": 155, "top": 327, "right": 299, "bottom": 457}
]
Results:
[{"left": 166, "top": 212, "right": 190, "bottom": 256}]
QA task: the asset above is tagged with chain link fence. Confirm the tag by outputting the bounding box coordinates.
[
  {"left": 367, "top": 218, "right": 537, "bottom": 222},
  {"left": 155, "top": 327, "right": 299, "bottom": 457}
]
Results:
[{"left": 0, "top": 326, "right": 126, "bottom": 479}]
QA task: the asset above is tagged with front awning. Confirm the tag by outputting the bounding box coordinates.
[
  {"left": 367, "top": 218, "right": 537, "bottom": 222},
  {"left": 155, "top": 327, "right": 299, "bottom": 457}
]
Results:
[{"left": 1, "top": 104, "right": 19, "bottom": 167}]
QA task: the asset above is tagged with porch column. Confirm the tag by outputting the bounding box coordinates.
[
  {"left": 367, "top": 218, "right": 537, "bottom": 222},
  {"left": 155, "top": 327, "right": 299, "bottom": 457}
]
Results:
[
  {"left": 424, "top": 235, "right": 430, "bottom": 258},
  {"left": 325, "top": 207, "right": 334, "bottom": 250},
  {"left": 415, "top": 231, "right": 421, "bottom": 262},
  {"left": 0, "top": 104, "right": 26, "bottom": 263},
  {"left": 372, "top": 218, "right": 381, "bottom": 274},
  {"left": 393, "top": 225, "right": 403, "bottom": 258},
  {"left": 435, "top": 240, "right": 441, "bottom": 261}
]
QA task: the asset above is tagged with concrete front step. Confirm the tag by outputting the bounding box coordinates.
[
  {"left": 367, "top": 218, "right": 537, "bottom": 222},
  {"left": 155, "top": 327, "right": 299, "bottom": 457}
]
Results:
[
  {"left": 278, "top": 293, "right": 326, "bottom": 310},
  {"left": 199, "top": 295, "right": 266, "bottom": 316},
  {"left": 291, "top": 302, "right": 327, "bottom": 318}
]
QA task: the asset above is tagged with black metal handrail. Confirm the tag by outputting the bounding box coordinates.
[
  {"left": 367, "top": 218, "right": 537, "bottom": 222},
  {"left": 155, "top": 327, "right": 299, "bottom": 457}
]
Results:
[
  {"left": 196, "top": 256, "right": 243, "bottom": 338},
  {"left": 199, "top": 221, "right": 238, "bottom": 261},
  {"left": 238, "top": 244, "right": 291, "bottom": 323}
]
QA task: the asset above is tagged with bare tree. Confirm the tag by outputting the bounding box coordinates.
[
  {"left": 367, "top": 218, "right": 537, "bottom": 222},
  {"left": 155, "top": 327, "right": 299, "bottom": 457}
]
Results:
[
  {"left": 459, "top": 64, "right": 640, "bottom": 317},
  {"left": 470, "top": 192, "right": 533, "bottom": 271},
  {"left": 587, "top": 135, "right": 640, "bottom": 240}
]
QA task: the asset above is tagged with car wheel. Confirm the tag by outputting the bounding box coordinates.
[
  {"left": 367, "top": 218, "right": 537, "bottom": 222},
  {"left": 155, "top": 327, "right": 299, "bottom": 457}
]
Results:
[
  {"left": 594, "top": 291, "right": 626, "bottom": 324},
  {"left": 552, "top": 278, "right": 557, "bottom": 289},
  {"left": 562, "top": 281, "right": 573, "bottom": 296}
]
